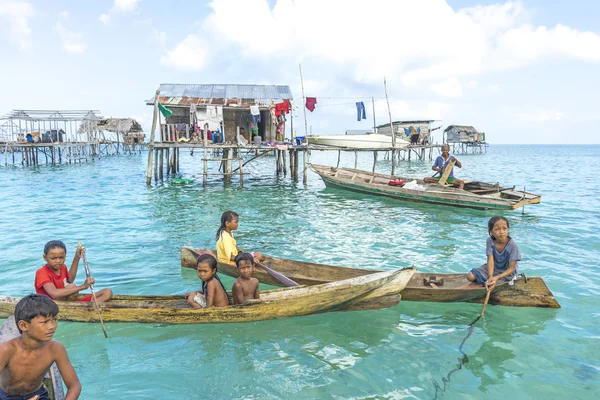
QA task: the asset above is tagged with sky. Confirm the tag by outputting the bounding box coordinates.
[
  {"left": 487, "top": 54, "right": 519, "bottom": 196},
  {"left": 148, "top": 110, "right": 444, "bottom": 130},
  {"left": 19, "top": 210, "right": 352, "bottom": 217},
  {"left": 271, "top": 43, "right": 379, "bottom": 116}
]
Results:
[{"left": 0, "top": 0, "right": 599, "bottom": 144}]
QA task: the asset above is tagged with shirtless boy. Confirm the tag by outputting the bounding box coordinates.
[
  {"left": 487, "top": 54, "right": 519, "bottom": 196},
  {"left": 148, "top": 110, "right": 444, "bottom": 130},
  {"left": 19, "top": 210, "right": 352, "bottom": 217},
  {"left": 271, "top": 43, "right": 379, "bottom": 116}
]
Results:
[
  {"left": 232, "top": 253, "right": 260, "bottom": 305},
  {"left": 0, "top": 294, "right": 82, "bottom": 400}
]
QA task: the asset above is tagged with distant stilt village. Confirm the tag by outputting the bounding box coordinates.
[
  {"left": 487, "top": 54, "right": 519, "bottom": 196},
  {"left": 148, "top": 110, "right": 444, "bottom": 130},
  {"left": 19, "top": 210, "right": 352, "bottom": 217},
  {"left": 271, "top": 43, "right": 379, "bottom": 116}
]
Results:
[{"left": 0, "top": 83, "right": 488, "bottom": 186}]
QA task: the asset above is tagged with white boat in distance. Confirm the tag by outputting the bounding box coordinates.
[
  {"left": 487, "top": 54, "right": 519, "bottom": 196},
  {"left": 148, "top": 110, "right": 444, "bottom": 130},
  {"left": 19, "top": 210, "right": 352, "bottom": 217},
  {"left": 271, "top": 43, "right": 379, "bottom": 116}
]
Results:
[{"left": 307, "top": 133, "right": 409, "bottom": 149}]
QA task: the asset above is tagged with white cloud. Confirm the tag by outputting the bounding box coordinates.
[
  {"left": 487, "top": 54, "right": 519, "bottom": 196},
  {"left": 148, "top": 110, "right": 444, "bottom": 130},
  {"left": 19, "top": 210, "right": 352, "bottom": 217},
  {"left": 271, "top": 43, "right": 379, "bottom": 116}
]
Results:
[
  {"left": 517, "top": 110, "right": 564, "bottom": 122},
  {"left": 429, "top": 77, "right": 463, "bottom": 98},
  {"left": 54, "top": 11, "right": 86, "bottom": 54},
  {"left": 99, "top": 0, "right": 141, "bottom": 24},
  {"left": 160, "top": 34, "right": 207, "bottom": 70},
  {"left": 161, "top": 0, "right": 600, "bottom": 88},
  {"left": 0, "top": 0, "right": 34, "bottom": 50}
]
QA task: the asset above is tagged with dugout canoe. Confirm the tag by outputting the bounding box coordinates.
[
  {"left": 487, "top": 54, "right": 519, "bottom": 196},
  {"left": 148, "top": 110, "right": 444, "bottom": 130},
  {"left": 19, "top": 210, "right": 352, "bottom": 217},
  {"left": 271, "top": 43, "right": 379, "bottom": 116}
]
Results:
[
  {"left": 309, "top": 164, "right": 541, "bottom": 210},
  {"left": 0, "top": 269, "right": 414, "bottom": 324},
  {"left": 181, "top": 247, "right": 559, "bottom": 308},
  {"left": 0, "top": 316, "right": 65, "bottom": 400}
]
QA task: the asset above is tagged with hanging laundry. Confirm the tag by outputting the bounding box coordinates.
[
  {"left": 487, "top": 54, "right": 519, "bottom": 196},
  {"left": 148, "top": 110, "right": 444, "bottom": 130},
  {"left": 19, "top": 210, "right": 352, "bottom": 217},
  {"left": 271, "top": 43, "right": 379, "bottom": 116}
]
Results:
[
  {"left": 250, "top": 105, "right": 260, "bottom": 116},
  {"left": 305, "top": 97, "right": 317, "bottom": 112},
  {"left": 356, "top": 102, "right": 366, "bottom": 121},
  {"left": 431, "top": 125, "right": 442, "bottom": 131},
  {"left": 158, "top": 103, "right": 173, "bottom": 118},
  {"left": 206, "top": 106, "right": 217, "bottom": 118},
  {"left": 274, "top": 101, "right": 290, "bottom": 116},
  {"left": 216, "top": 106, "right": 223, "bottom": 121}
]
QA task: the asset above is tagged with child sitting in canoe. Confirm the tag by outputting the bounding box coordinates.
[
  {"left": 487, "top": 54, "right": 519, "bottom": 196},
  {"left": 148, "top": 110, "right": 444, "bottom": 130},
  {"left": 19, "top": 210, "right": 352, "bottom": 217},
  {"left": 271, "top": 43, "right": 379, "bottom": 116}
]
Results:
[
  {"left": 0, "top": 294, "right": 82, "bottom": 399},
  {"left": 35, "top": 240, "right": 113, "bottom": 302},
  {"left": 232, "top": 253, "right": 260, "bottom": 305},
  {"left": 184, "top": 253, "right": 230, "bottom": 308},
  {"left": 216, "top": 211, "right": 262, "bottom": 265},
  {"left": 467, "top": 216, "right": 521, "bottom": 290}
]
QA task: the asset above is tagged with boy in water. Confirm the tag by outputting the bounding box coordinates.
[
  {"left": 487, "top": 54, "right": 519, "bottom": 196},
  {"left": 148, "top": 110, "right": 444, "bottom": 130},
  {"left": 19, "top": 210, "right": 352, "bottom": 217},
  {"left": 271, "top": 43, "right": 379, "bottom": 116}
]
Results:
[
  {"left": 35, "top": 240, "right": 112, "bottom": 302},
  {"left": 232, "top": 253, "right": 260, "bottom": 305},
  {"left": 0, "top": 294, "right": 82, "bottom": 400}
]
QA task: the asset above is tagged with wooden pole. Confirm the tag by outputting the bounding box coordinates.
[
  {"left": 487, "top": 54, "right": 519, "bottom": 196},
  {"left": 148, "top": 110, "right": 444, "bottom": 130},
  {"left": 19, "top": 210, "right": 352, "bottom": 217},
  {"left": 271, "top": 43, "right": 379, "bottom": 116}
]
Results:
[
  {"left": 354, "top": 151, "right": 358, "bottom": 169},
  {"left": 146, "top": 90, "right": 159, "bottom": 185},
  {"left": 159, "top": 149, "right": 164, "bottom": 180},
  {"left": 372, "top": 97, "right": 377, "bottom": 133},
  {"left": 299, "top": 64, "right": 309, "bottom": 184},
  {"left": 384, "top": 77, "right": 396, "bottom": 175},
  {"left": 77, "top": 243, "right": 108, "bottom": 338},
  {"left": 203, "top": 123, "right": 208, "bottom": 187},
  {"left": 372, "top": 151, "right": 377, "bottom": 173}
]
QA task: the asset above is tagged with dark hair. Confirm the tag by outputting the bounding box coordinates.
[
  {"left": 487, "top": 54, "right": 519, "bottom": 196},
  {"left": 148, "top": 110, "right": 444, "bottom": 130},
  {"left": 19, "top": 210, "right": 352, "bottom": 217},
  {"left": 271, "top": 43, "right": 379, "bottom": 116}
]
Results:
[
  {"left": 216, "top": 211, "right": 239, "bottom": 241},
  {"left": 44, "top": 240, "right": 66, "bottom": 255},
  {"left": 14, "top": 294, "right": 59, "bottom": 334},
  {"left": 235, "top": 252, "right": 255, "bottom": 268},
  {"left": 488, "top": 216, "right": 511, "bottom": 241},
  {"left": 197, "top": 253, "right": 217, "bottom": 271}
]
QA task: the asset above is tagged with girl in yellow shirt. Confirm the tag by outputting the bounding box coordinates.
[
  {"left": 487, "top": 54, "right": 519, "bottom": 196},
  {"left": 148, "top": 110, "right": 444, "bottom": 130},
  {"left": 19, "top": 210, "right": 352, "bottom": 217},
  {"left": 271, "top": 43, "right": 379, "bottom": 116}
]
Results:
[{"left": 216, "top": 211, "right": 262, "bottom": 265}]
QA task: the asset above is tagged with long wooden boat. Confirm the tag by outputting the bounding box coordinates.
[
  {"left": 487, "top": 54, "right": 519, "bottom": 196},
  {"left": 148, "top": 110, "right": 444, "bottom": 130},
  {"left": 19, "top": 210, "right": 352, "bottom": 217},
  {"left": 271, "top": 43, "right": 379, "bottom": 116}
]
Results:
[
  {"left": 0, "top": 269, "right": 414, "bottom": 324},
  {"left": 0, "top": 316, "right": 65, "bottom": 400},
  {"left": 307, "top": 133, "right": 410, "bottom": 149},
  {"left": 181, "top": 247, "right": 559, "bottom": 308},
  {"left": 309, "top": 164, "right": 541, "bottom": 210}
]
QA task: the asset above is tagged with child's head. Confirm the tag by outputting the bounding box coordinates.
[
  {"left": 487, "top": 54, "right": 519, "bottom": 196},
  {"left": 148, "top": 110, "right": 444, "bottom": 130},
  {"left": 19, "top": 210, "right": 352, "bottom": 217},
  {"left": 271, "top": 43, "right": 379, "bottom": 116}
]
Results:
[
  {"left": 235, "top": 252, "right": 255, "bottom": 278},
  {"left": 216, "top": 211, "right": 239, "bottom": 240},
  {"left": 43, "top": 240, "right": 67, "bottom": 270},
  {"left": 14, "top": 294, "right": 59, "bottom": 334},
  {"left": 488, "top": 216, "right": 510, "bottom": 241},
  {"left": 196, "top": 253, "right": 218, "bottom": 282}
]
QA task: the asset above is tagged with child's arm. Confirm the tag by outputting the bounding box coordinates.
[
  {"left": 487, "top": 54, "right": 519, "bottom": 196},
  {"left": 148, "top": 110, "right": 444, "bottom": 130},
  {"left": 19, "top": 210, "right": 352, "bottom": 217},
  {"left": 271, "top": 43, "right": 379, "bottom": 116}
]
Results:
[
  {"left": 487, "top": 261, "right": 517, "bottom": 290},
  {"left": 484, "top": 255, "right": 495, "bottom": 289},
  {"left": 253, "top": 280, "right": 260, "bottom": 300},
  {"left": 52, "top": 342, "right": 82, "bottom": 400},
  {"left": 186, "top": 291, "right": 202, "bottom": 308},
  {"left": 42, "top": 278, "right": 91, "bottom": 300},
  {"left": 205, "top": 281, "right": 216, "bottom": 307},
  {"left": 232, "top": 281, "right": 244, "bottom": 305},
  {"left": 0, "top": 342, "right": 15, "bottom": 374},
  {"left": 67, "top": 246, "right": 85, "bottom": 283}
]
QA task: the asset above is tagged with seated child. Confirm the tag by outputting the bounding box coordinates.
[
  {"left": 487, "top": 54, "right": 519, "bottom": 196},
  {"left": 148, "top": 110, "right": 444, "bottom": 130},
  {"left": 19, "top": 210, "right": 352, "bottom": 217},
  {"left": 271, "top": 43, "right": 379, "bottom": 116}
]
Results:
[
  {"left": 232, "top": 253, "right": 260, "bottom": 305},
  {"left": 216, "top": 211, "right": 263, "bottom": 265},
  {"left": 0, "top": 294, "right": 82, "bottom": 399},
  {"left": 184, "top": 254, "right": 230, "bottom": 308},
  {"left": 35, "top": 240, "right": 112, "bottom": 302}
]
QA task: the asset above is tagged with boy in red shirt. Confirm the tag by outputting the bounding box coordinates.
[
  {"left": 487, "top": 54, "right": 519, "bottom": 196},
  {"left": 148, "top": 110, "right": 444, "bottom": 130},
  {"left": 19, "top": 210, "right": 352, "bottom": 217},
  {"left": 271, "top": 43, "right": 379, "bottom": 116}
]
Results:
[{"left": 35, "top": 240, "right": 112, "bottom": 302}]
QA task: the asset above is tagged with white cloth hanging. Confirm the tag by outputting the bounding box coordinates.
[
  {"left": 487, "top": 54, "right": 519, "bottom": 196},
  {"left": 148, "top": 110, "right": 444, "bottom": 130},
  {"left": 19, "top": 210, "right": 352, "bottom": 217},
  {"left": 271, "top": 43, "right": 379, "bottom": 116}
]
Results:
[{"left": 250, "top": 106, "right": 260, "bottom": 116}]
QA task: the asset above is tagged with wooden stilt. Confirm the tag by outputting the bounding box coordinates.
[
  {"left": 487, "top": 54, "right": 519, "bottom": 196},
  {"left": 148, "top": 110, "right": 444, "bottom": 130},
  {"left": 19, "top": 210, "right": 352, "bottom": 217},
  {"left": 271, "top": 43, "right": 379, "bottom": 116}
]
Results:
[
  {"left": 159, "top": 149, "right": 164, "bottom": 180},
  {"left": 154, "top": 148, "right": 158, "bottom": 181}
]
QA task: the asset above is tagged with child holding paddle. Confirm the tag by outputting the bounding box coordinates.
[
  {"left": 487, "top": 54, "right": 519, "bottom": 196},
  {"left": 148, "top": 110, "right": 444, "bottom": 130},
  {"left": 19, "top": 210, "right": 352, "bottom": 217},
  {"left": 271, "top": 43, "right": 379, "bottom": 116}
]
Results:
[
  {"left": 216, "top": 211, "right": 262, "bottom": 265},
  {"left": 232, "top": 253, "right": 260, "bottom": 305},
  {"left": 184, "top": 253, "right": 230, "bottom": 308},
  {"left": 0, "top": 294, "right": 82, "bottom": 400},
  {"left": 34, "top": 240, "right": 112, "bottom": 303},
  {"left": 467, "top": 216, "right": 521, "bottom": 290}
]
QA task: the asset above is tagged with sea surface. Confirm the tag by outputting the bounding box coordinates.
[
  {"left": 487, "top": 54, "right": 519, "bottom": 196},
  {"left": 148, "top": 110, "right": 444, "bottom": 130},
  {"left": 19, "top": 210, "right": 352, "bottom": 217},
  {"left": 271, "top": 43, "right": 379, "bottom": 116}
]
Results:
[{"left": 0, "top": 144, "right": 598, "bottom": 399}]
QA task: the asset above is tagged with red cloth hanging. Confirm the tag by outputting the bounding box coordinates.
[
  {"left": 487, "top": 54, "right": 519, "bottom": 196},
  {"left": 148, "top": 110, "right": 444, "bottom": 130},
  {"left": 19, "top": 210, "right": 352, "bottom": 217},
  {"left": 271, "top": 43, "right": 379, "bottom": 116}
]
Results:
[
  {"left": 275, "top": 101, "right": 290, "bottom": 116},
  {"left": 305, "top": 97, "right": 317, "bottom": 112}
]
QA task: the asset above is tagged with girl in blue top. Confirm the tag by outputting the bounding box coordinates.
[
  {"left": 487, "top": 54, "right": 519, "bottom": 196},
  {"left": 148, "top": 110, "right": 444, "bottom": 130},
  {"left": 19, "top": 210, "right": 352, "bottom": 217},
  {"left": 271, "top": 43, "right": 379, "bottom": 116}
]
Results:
[{"left": 467, "top": 216, "right": 521, "bottom": 290}]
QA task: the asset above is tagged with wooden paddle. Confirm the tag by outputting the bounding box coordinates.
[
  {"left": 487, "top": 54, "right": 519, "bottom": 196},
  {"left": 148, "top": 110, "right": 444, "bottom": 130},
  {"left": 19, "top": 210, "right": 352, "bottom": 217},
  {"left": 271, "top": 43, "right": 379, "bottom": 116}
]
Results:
[
  {"left": 438, "top": 158, "right": 456, "bottom": 186},
  {"left": 77, "top": 243, "right": 108, "bottom": 338},
  {"left": 255, "top": 260, "right": 299, "bottom": 287},
  {"left": 480, "top": 287, "right": 492, "bottom": 317}
]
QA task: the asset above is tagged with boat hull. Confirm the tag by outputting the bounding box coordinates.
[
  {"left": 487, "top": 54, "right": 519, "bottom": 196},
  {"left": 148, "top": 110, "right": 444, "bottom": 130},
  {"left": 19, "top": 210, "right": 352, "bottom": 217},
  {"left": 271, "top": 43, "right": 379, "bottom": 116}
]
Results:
[
  {"left": 307, "top": 134, "right": 409, "bottom": 149},
  {"left": 310, "top": 164, "right": 541, "bottom": 210},
  {"left": 181, "top": 247, "right": 559, "bottom": 308},
  {"left": 0, "top": 269, "right": 414, "bottom": 324}
]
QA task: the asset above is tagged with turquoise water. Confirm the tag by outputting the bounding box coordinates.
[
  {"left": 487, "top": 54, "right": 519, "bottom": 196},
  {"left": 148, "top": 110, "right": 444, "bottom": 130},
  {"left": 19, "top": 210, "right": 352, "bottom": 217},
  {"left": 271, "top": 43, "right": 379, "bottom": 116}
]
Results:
[{"left": 0, "top": 145, "right": 598, "bottom": 399}]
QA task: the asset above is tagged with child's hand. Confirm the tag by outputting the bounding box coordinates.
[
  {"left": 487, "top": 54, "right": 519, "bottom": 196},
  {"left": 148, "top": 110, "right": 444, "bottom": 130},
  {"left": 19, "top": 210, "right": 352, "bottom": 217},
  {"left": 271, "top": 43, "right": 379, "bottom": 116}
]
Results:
[
  {"left": 83, "top": 277, "right": 95, "bottom": 288},
  {"left": 485, "top": 277, "right": 498, "bottom": 290},
  {"left": 75, "top": 246, "right": 86, "bottom": 258},
  {"left": 184, "top": 292, "right": 193, "bottom": 299}
]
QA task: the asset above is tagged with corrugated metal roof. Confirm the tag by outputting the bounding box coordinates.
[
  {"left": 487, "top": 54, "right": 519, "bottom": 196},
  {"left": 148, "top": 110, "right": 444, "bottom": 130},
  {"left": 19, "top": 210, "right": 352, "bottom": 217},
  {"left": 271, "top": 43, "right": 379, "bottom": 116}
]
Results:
[{"left": 149, "top": 84, "right": 293, "bottom": 107}]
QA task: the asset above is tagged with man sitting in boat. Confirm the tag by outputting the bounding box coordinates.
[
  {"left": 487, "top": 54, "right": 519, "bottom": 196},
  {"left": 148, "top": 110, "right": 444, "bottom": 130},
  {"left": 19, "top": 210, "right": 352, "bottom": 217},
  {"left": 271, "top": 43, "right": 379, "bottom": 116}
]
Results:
[{"left": 423, "top": 144, "right": 465, "bottom": 190}]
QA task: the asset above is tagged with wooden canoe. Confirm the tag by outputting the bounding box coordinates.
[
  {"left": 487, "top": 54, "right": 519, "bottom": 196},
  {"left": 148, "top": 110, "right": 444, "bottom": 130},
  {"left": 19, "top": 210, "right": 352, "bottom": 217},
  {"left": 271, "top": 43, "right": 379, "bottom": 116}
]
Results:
[
  {"left": 309, "top": 164, "right": 541, "bottom": 210},
  {"left": 0, "top": 269, "right": 414, "bottom": 324},
  {"left": 181, "top": 247, "right": 559, "bottom": 308},
  {"left": 0, "top": 316, "right": 65, "bottom": 400}
]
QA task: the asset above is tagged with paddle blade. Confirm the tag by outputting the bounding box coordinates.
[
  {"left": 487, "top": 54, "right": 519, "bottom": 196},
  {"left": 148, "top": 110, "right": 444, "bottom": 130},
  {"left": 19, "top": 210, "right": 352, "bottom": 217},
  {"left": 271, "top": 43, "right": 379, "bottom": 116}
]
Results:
[{"left": 257, "top": 261, "right": 299, "bottom": 287}]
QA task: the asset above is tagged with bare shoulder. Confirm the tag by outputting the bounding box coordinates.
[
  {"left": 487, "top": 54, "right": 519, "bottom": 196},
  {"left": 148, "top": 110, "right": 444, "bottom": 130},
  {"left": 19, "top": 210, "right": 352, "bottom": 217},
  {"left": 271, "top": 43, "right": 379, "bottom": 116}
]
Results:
[
  {"left": 251, "top": 277, "right": 259, "bottom": 286},
  {"left": 48, "top": 340, "right": 67, "bottom": 356},
  {"left": 0, "top": 338, "right": 18, "bottom": 356},
  {"left": 232, "top": 280, "right": 243, "bottom": 289}
]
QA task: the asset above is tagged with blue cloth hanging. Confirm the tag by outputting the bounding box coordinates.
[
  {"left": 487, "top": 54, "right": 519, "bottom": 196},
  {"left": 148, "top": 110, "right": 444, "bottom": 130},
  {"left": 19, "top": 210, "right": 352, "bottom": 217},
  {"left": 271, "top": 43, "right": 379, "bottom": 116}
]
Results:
[{"left": 356, "top": 102, "right": 366, "bottom": 121}]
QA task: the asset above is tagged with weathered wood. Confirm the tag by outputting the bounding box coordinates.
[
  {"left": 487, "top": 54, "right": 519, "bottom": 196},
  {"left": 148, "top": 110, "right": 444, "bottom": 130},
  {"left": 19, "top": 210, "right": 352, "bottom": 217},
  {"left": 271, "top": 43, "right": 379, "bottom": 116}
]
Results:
[
  {"left": 181, "top": 247, "right": 559, "bottom": 308},
  {"left": 1, "top": 317, "right": 65, "bottom": 400},
  {"left": 438, "top": 158, "right": 456, "bottom": 186},
  {"left": 309, "top": 164, "right": 541, "bottom": 210},
  {"left": 0, "top": 269, "right": 413, "bottom": 324}
]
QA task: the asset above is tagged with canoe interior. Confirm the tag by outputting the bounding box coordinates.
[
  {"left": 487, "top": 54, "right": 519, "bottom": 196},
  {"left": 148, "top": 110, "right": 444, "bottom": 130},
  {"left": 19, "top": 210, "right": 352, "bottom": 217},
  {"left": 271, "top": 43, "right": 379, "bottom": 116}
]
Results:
[
  {"left": 181, "top": 247, "right": 374, "bottom": 286},
  {"left": 0, "top": 316, "right": 64, "bottom": 400},
  {"left": 310, "top": 164, "right": 541, "bottom": 209}
]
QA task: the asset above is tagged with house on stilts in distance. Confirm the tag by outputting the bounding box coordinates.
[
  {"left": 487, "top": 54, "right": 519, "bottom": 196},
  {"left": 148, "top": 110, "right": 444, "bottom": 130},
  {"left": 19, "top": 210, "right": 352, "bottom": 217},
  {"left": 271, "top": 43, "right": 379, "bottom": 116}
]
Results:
[{"left": 444, "top": 125, "right": 488, "bottom": 154}]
